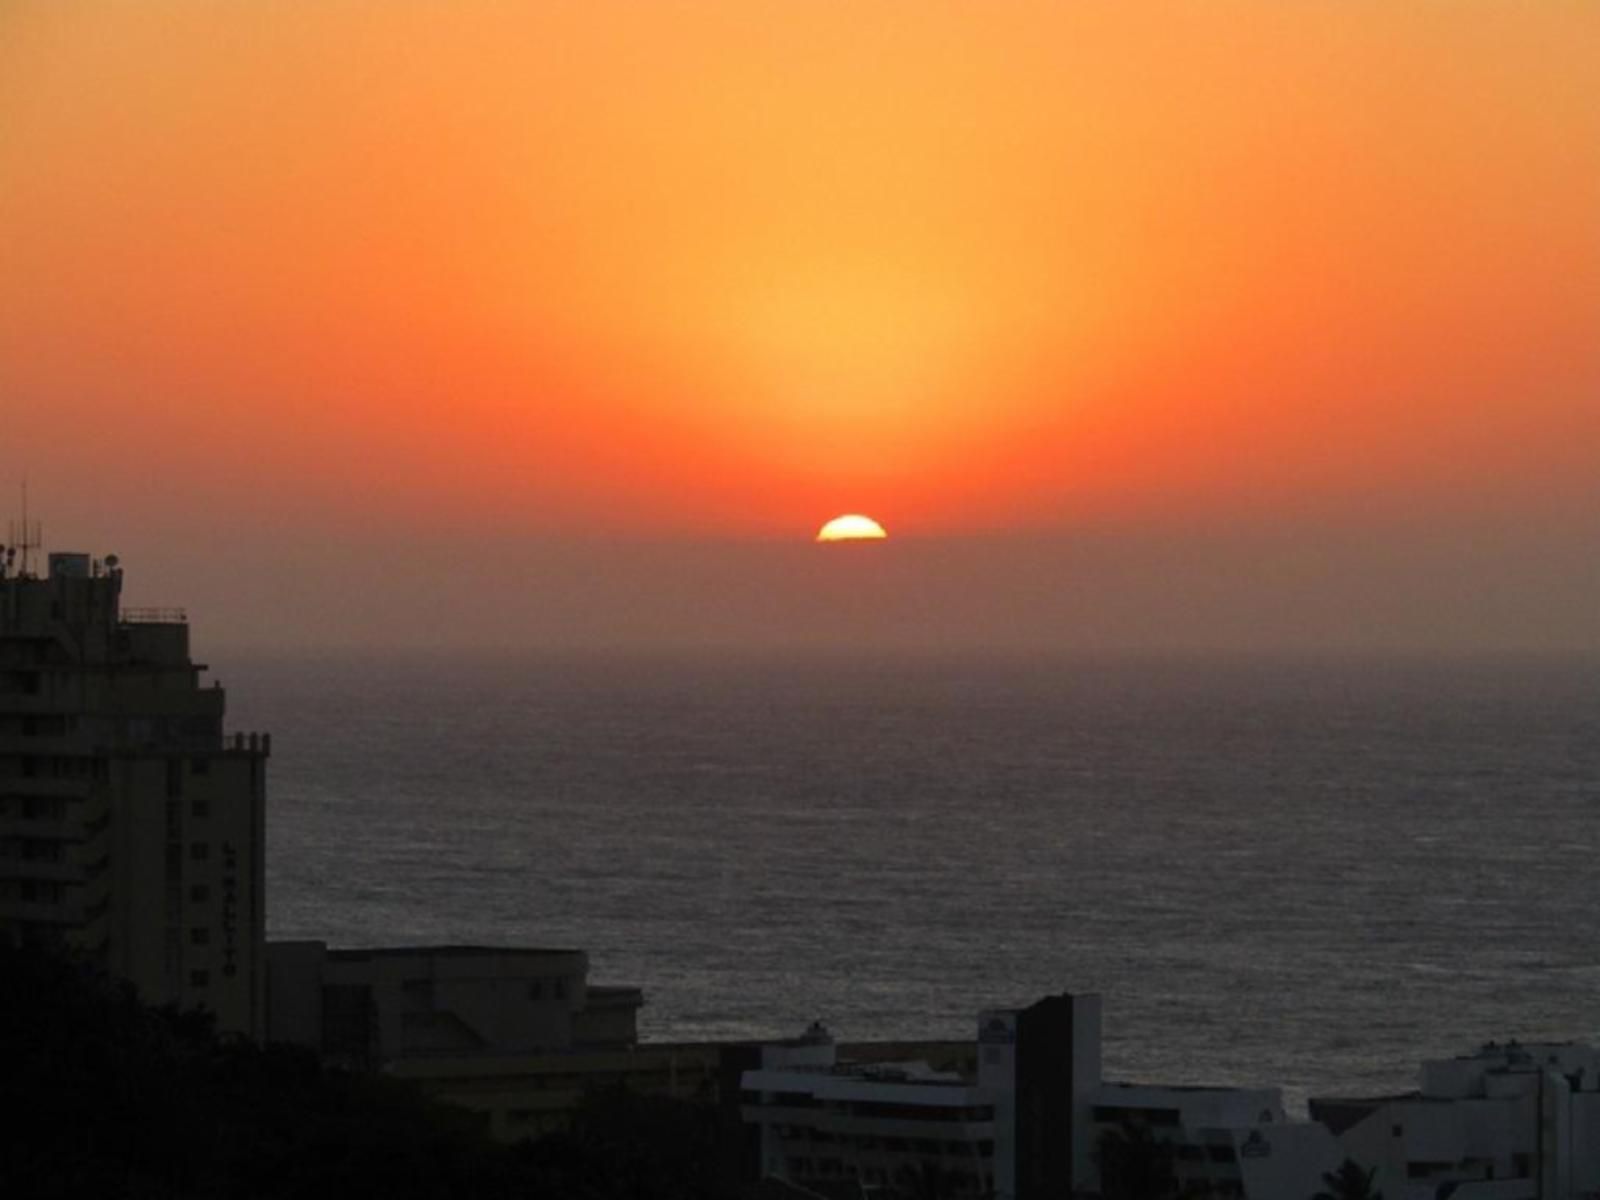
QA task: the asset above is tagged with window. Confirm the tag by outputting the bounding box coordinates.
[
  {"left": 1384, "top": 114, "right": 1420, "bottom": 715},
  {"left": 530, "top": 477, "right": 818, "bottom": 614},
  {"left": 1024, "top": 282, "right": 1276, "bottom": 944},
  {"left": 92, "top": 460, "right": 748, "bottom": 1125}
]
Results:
[
  {"left": 529, "top": 981, "right": 543, "bottom": 1000},
  {"left": 191, "top": 798, "right": 209, "bottom": 818},
  {"left": 190, "top": 842, "right": 208, "bottom": 862},
  {"left": 189, "top": 885, "right": 210, "bottom": 904},
  {"left": 189, "top": 970, "right": 209, "bottom": 988},
  {"left": 191, "top": 757, "right": 211, "bottom": 777},
  {"left": 190, "top": 928, "right": 210, "bottom": 947}
]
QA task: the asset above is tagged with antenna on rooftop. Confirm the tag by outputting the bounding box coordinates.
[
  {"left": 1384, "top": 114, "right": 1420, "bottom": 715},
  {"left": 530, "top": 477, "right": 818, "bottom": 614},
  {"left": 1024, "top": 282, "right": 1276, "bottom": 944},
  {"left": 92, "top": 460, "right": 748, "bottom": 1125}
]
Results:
[{"left": 7, "top": 480, "right": 42, "bottom": 578}]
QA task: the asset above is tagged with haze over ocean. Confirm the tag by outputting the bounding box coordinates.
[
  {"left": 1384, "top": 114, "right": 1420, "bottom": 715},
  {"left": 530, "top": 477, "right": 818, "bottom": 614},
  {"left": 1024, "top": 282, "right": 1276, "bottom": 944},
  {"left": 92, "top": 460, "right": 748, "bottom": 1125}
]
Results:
[{"left": 227, "top": 650, "right": 1599, "bottom": 1108}]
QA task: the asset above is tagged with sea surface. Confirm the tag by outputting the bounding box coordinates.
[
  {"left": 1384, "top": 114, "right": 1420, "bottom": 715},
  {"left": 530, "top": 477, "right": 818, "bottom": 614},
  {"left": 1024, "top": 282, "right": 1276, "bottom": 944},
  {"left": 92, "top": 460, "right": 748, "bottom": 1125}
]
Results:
[{"left": 223, "top": 651, "right": 1600, "bottom": 1109}]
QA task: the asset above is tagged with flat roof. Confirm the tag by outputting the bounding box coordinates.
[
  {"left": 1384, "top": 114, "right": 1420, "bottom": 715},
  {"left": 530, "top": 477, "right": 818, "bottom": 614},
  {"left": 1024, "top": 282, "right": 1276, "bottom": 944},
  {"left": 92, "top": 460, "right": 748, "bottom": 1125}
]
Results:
[
  {"left": 324, "top": 945, "right": 584, "bottom": 959},
  {"left": 1309, "top": 1092, "right": 1431, "bottom": 1106},
  {"left": 1100, "top": 1081, "right": 1274, "bottom": 1095}
]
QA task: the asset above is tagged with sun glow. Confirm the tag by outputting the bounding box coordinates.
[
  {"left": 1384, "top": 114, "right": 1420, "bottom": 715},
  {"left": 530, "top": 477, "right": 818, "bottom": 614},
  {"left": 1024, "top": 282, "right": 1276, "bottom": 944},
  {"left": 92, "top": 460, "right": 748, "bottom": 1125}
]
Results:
[
  {"left": 3, "top": 3, "right": 1596, "bottom": 546},
  {"left": 816, "top": 515, "right": 888, "bottom": 543}
]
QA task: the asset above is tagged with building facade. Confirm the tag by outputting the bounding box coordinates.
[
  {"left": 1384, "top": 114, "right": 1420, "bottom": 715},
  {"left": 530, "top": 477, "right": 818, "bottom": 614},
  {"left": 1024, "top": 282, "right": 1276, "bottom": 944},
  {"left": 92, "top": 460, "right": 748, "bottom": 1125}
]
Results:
[
  {"left": 0, "top": 549, "right": 267, "bottom": 1037},
  {"left": 741, "top": 994, "right": 1107, "bottom": 1200},
  {"left": 266, "top": 941, "right": 644, "bottom": 1068},
  {"left": 1091, "top": 1081, "right": 1342, "bottom": 1200},
  {"left": 266, "top": 940, "right": 667, "bottom": 1140}
]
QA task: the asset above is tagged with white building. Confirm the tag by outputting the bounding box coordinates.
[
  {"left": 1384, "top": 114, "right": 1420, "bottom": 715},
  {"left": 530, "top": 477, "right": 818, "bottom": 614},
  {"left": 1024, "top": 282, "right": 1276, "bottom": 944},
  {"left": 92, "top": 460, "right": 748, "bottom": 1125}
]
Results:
[
  {"left": 1312, "top": 1041, "right": 1600, "bottom": 1200},
  {"left": 740, "top": 992, "right": 1341, "bottom": 1200},
  {"left": 742, "top": 1019, "right": 1008, "bottom": 1198},
  {"left": 0, "top": 548, "right": 268, "bottom": 1037},
  {"left": 1091, "top": 1081, "right": 1342, "bottom": 1200}
]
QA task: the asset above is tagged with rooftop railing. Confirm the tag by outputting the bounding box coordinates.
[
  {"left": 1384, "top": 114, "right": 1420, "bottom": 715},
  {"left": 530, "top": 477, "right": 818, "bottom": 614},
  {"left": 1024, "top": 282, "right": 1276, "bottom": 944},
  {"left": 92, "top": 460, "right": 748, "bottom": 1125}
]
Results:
[
  {"left": 121, "top": 607, "right": 187, "bottom": 625},
  {"left": 222, "top": 731, "right": 272, "bottom": 755}
]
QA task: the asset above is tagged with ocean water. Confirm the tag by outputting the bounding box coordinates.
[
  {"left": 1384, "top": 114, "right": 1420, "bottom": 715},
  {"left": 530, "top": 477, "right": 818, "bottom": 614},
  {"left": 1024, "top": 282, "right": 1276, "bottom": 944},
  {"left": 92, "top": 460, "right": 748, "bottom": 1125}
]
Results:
[{"left": 223, "top": 651, "right": 1600, "bottom": 1108}]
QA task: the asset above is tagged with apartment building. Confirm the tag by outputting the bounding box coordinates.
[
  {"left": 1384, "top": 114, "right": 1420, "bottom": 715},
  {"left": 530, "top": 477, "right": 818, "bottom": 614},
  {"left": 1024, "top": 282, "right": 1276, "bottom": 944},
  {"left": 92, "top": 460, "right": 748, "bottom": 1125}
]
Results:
[{"left": 0, "top": 548, "right": 267, "bottom": 1037}]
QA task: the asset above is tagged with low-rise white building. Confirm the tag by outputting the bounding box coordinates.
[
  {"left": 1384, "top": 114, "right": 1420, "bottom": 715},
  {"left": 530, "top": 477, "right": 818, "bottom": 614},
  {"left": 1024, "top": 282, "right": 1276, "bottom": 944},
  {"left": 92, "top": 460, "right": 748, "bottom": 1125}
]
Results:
[
  {"left": 1312, "top": 1041, "right": 1600, "bottom": 1200},
  {"left": 743, "top": 1025, "right": 1001, "bottom": 1198},
  {"left": 740, "top": 992, "right": 1342, "bottom": 1200},
  {"left": 1092, "top": 1081, "right": 1342, "bottom": 1200}
]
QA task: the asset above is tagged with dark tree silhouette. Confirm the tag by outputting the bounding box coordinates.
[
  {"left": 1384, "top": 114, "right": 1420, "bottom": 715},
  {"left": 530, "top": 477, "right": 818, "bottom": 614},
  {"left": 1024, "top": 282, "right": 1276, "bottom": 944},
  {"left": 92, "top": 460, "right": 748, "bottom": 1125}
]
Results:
[
  {"left": 1314, "top": 1158, "right": 1383, "bottom": 1200},
  {"left": 0, "top": 943, "right": 736, "bottom": 1200},
  {"left": 893, "top": 1161, "right": 960, "bottom": 1200},
  {"left": 1095, "top": 1118, "right": 1178, "bottom": 1200},
  {"left": 524, "top": 1083, "right": 735, "bottom": 1200}
]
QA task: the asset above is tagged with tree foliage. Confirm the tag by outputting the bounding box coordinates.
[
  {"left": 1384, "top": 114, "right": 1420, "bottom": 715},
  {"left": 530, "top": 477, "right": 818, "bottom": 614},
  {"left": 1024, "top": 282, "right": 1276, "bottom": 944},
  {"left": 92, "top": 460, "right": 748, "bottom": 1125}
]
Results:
[
  {"left": 1095, "top": 1118, "right": 1178, "bottom": 1200},
  {"left": 1314, "top": 1158, "right": 1383, "bottom": 1200},
  {"left": 0, "top": 944, "right": 735, "bottom": 1199}
]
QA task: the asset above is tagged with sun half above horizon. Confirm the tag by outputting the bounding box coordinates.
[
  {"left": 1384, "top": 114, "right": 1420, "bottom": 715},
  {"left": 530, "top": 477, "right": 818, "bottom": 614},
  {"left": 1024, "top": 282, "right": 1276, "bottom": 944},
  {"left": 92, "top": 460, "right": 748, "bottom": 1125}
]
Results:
[{"left": 816, "top": 514, "right": 888, "bottom": 543}]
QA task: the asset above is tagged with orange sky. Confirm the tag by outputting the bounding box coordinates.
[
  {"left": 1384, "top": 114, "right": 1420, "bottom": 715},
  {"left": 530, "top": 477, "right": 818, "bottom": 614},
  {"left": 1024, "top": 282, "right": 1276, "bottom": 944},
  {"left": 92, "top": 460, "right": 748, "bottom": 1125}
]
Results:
[
  {"left": 4, "top": 0, "right": 1595, "bottom": 532},
  {"left": 1, "top": 2, "right": 1597, "bottom": 648}
]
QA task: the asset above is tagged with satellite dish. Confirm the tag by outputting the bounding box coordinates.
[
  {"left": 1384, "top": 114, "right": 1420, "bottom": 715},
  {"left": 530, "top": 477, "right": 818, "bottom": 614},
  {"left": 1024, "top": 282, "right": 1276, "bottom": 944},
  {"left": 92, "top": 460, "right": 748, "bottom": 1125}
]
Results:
[{"left": 105, "top": 554, "right": 120, "bottom": 567}]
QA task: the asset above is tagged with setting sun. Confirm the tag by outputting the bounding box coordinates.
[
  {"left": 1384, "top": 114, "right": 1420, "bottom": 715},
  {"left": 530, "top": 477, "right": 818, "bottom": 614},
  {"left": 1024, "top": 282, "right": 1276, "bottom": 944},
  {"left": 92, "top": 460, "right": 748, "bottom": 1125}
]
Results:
[{"left": 816, "top": 515, "right": 888, "bottom": 544}]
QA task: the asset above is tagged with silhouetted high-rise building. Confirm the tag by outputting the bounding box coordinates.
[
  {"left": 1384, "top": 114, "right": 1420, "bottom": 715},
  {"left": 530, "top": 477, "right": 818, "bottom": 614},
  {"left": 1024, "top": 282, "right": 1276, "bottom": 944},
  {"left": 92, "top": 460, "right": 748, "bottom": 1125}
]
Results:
[{"left": 0, "top": 548, "right": 267, "bottom": 1037}]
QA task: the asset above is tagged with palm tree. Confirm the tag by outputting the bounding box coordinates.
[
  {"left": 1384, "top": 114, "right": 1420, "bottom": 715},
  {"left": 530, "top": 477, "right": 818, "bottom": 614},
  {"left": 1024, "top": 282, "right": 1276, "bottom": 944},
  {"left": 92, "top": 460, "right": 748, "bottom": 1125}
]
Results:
[
  {"left": 1095, "top": 1118, "right": 1178, "bottom": 1200},
  {"left": 894, "top": 1161, "right": 956, "bottom": 1200},
  {"left": 1314, "top": 1158, "right": 1382, "bottom": 1200}
]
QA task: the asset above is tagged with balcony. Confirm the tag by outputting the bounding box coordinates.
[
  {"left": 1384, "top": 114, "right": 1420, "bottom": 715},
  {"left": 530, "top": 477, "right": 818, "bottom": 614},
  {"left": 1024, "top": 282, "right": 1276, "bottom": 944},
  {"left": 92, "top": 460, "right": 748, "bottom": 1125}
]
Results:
[
  {"left": 0, "top": 857, "right": 85, "bottom": 884},
  {"left": 0, "top": 777, "right": 95, "bottom": 798},
  {"left": 0, "top": 733, "right": 99, "bottom": 757},
  {"left": 0, "top": 689, "right": 71, "bottom": 716},
  {"left": 0, "top": 815, "right": 79, "bottom": 841},
  {"left": 0, "top": 897, "right": 82, "bottom": 925}
]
